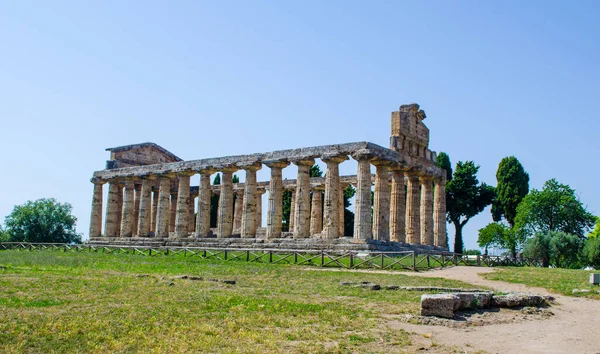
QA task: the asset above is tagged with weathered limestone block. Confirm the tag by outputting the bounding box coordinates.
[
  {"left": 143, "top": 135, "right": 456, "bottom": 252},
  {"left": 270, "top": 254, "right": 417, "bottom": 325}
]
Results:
[
  {"left": 406, "top": 174, "right": 421, "bottom": 244},
  {"left": 372, "top": 160, "right": 391, "bottom": 241},
  {"left": 151, "top": 189, "right": 158, "bottom": 233},
  {"left": 169, "top": 192, "right": 177, "bottom": 233},
  {"left": 155, "top": 175, "right": 173, "bottom": 238},
  {"left": 120, "top": 180, "right": 136, "bottom": 237},
  {"left": 289, "top": 190, "right": 296, "bottom": 232},
  {"left": 338, "top": 183, "right": 347, "bottom": 237},
  {"left": 136, "top": 176, "right": 154, "bottom": 237},
  {"left": 293, "top": 159, "right": 314, "bottom": 238},
  {"left": 310, "top": 186, "right": 324, "bottom": 236},
  {"left": 420, "top": 294, "right": 459, "bottom": 318},
  {"left": 452, "top": 292, "right": 493, "bottom": 310},
  {"left": 188, "top": 192, "right": 196, "bottom": 233},
  {"left": 492, "top": 293, "right": 548, "bottom": 308},
  {"left": 218, "top": 168, "right": 237, "bottom": 238},
  {"left": 241, "top": 164, "right": 261, "bottom": 238},
  {"left": 116, "top": 183, "right": 123, "bottom": 236},
  {"left": 89, "top": 178, "right": 105, "bottom": 238},
  {"left": 322, "top": 154, "right": 348, "bottom": 239},
  {"left": 352, "top": 150, "right": 373, "bottom": 241},
  {"left": 266, "top": 161, "right": 289, "bottom": 238},
  {"left": 195, "top": 170, "right": 215, "bottom": 238},
  {"left": 389, "top": 168, "right": 406, "bottom": 242},
  {"left": 174, "top": 171, "right": 194, "bottom": 238},
  {"left": 420, "top": 177, "right": 434, "bottom": 245},
  {"left": 104, "top": 181, "right": 119, "bottom": 237},
  {"left": 433, "top": 176, "right": 447, "bottom": 248},
  {"left": 232, "top": 190, "right": 244, "bottom": 235}
]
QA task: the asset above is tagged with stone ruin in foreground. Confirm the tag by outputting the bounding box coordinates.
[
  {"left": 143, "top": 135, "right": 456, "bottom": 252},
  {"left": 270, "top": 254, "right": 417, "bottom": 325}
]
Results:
[{"left": 89, "top": 103, "right": 447, "bottom": 251}]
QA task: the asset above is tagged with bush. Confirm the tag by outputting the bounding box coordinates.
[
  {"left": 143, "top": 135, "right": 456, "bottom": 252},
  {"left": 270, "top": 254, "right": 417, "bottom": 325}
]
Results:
[
  {"left": 522, "top": 231, "right": 583, "bottom": 268},
  {"left": 583, "top": 237, "right": 600, "bottom": 268},
  {"left": 463, "top": 249, "right": 482, "bottom": 256}
]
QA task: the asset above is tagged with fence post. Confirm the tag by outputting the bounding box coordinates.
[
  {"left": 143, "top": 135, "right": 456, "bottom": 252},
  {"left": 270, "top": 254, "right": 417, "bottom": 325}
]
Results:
[
  {"left": 269, "top": 250, "right": 273, "bottom": 263},
  {"left": 426, "top": 254, "right": 430, "bottom": 268},
  {"left": 246, "top": 250, "right": 250, "bottom": 262},
  {"left": 349, "top": 253, "right": 354, "bottom": 269},
  {"left": 412, "top": 252, "right": 416, "bottom": 271},
  {"left": 224, "top": 250, "right": 228, "bottom": 260},
  {"left": 320, "top": 251, "right": 324, "bottom": 267}
]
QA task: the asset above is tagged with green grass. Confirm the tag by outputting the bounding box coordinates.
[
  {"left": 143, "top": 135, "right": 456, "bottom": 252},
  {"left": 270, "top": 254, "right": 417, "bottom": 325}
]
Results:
[
  {"left": 0, "top": 249, "right": 477, "bottom": 353},
  {"left": 482, "top": 267, "right": 600, "bottom": 299}
]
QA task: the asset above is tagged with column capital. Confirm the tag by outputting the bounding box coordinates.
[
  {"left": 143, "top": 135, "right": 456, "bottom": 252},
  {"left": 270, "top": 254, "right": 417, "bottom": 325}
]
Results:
[
  {"left": 91, "top": 177, "right": 106, "bottom": 185},
  {"left": 351, "top": 149, "right": 374, "bottom": 161},
  {"left": 257, "top": 188, "right": 267, "bottom": 195},
  {"left": 197, "top": 168, "right": 217, "bottom": 175},
  {"left": 419, "top": 175, "right": 434, "bottom": 183},
  {"left": 157, "top": 172, "right": 176, "bottom": 180},
  {"left": 264, "top": 160, "right": 290, "bottom": 169},
  {"left": 175, "top": 170, "right": 195, "bottom": 177},
  {"left": 435, "top": 175, "right": 447, "bottom": 185},
  {"left": 312, "top": 185, "right": 325, "bottom": 191},
  {"left": 219, "top": 165, "right": 239, "bottom": 174},
  {"left": 239, "top": 161, "right": 263, "bottom": 172},
  {"left": 140, "top": 173, "right": 157, "bottom": 180},
  {"left": 321, "top": 153, "right": 348, "bottom": 164},
  {"left": 389, "top": 163, "right": 408, "bottom": 172},
  {"left": 371, "top": 158, "right": 393, "bottom": 167},
  {"left": 291, "top": 158, "right": 315, "bottom": 167}
]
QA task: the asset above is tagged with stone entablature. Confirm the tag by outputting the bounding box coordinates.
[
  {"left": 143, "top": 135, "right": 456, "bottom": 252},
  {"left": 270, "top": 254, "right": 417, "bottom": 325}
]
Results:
[
  {"left": 89, "top": 103, "right": 448, "bottom": 251},
  {"left": 105, "top": 142, "right": 182, "bottom": 169}
]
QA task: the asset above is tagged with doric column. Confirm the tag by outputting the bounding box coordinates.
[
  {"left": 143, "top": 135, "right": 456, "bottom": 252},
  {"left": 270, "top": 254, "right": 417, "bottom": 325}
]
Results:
[
  {"left": 188, "top": 192, "right": 197, "bottom": 233},
  {"left": 433, "top": 176, "right": 447, "bottom": 248},
  {"left": 420, "top": 177, "right": 434, "bottom": 245},
  {"left": 151, "top": 187, "right": 158, "bottom": 233},
  {"left": 136, "top": 176, "right": 154, "bottom": 237},
  {"left": 104, "top": 180, "right": 120, "bottom": 237},
  {"left": 132, "top": 183, "right": 141, "bottom": 236},
  {"left": 292, "top": 159, "right": 314, "bottom": 238},
  {"left": 232, "top": 189, "right": 244, "bottom": 235},
  {"left": 241, "top": 163, "right": 262, "bottom": 238},
  {"left": 173, "top": 171, "right": 194, "bottom": 238},
  {"left": 120, "top": 179, "right": 136, "bottom": 237},
  {"left": 89, "top": 178, "right": 105, "bottom": 238},
  {"left": 352, "top": 150, "right": 373, "bottom": 240},
  {"left": 338, "top": 183, "right": 348, "bottom": 237},
  {"left": 322, "top": 154, "right": 348, "bottom": 239},
  {"left": 390, "top": 167, "right": 406, "bottom": 242},
  {"left": 169, "top": 192, "right": 177, "bottom": 233},
  {"left": 372, "top": 160, "right": 391, "bottom": 241},
  {"left": 406, "top": 173, "right": 421, "bottom": 244},
  {"left": 195, "top": 169, "right": 215, "bottom": 238},
  {"left": 288, "top": 190, "right": 296, "bottom": 232},
  {"left": 155, "top": 175, "right": 173, "bottom": 238},
  {"left": 310, "top": 186, "right": 324, "bottom": 236},
  {"left": 217, "top": 167, "right": 237, "bottom": 238},
  {"left": 265, "top": 161, "right": 289, "bottom": 239},
  {"left": 115, "top": 183, "right": 123, "bottom": 236},
  {"left": 256, "top": 188, "right": 266, "bottom": 228}
]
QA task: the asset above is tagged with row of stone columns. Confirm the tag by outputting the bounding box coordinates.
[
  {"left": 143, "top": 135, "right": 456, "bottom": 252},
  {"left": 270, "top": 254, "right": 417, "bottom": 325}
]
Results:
[{"left": 89, "top": 155, "right": 447, "bottom": 248}]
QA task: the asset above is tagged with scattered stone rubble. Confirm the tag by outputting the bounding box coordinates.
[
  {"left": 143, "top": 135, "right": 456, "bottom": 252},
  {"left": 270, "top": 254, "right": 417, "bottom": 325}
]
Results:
[{"left": 136, "top": 274, "right": 236, "bottom": 285}]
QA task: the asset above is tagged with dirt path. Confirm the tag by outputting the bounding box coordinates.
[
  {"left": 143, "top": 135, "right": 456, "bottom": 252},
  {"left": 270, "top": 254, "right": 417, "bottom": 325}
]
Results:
[{"left": 396, "top": 267, "right": 600, "bottom": 354}]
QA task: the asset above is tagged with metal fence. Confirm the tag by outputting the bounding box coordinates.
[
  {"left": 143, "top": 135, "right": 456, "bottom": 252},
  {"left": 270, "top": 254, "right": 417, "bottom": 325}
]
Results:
[{"left": 0, "top": 242, "right": 543, "bottom": 270}]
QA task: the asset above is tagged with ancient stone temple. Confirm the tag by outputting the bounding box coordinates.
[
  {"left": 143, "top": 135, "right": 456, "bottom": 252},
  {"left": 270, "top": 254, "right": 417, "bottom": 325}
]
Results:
[{"left": 89, "top": 103, "right": 447, "bottom": 251}]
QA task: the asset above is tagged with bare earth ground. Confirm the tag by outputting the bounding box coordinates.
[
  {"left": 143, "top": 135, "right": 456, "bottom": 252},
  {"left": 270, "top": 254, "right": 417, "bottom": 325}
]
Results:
[
  {"left": 399, "top": 267, "right": 600, "bottom": 353},
  {"left": 308, "top": 266, "right": 600, "bottom": 353}
]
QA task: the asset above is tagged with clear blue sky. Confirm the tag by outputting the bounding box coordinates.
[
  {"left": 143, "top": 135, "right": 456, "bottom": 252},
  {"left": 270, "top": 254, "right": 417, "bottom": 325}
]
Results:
[{"left": 1, "top": 1, "right": 598, "bottom": 251}]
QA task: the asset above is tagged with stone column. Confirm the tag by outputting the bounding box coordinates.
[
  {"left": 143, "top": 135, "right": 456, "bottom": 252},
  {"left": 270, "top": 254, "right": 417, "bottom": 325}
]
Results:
[
  {"left": 132, "top": 183, "right": 141, "bottom": 236},
  {"left": 151, "top": 188, "right": 159, "bottom": 233},
  {"left": 188, "top": 192, "right": 197, "bottom": 234},
  {"left": 433, "top": 176, "right": 447, "bottom": 248},
  {"left": 406, "top": 173, "right": 421, "bottom": 244},
  {"left": 389, "top": 167, "right": 406, "bottom": 242},
  {"left": 310, "top": 186, "right": 324, "bottom": 236},
  {"left": 169, "top": 192, "right": 177, "bottom": 233},
  {"left": 104, "top": 180, "right": 120, "bottom": 237},
  {"left": 120, "top": 179, "right": 136, "bottom": 237},
  {"left": 89, "top": 178, "right": 105, "bottom": 238},
  {"left": 217, "top": 167, "right": 237, "bottom": 238},
  {"left": 352, "top": 151, "right": 372, "bottom": 240},
  {"left": 155, "top": 175, "right": 173, "bottom": 238},
  {"left": 232, "top": 190, "right": 244, "bottom": 235},
  {"left": 241, "top": 164, "right": 262, "bottom": 238},
  {"left": 293, "top": 159, "right": 314, "bottom": 238},
  {"left": 136, "top": 176, "right": 154, "bottom": 237},
  {"left": 116, "top": 183, "right": 123, "bottom": 236},
  {"left": 265, "top": 161, "right": 289, "bottom": 239},
  {"left": 173, "top": 171, "right": 194, "bottom": 238},
  {"left": 256, "top": 188, "right": 266, "bottom": 228},
  {"left": 195, "top": 169, "right": 215, "bottom": 238},
  {"left": 338, "top": 183, "right": 348, "bottom": 237},
  {"left": 322, "top": 154, "right": 348, "bottom": 239},
  {"left": 288, "top": 190, "right": 296, "bottom": 232},
  {"left": 372, "top": 160, "right": 391, "bottom": 241},
  {"left": 420, "top": 177, "right": 434, "bottom": 245}
]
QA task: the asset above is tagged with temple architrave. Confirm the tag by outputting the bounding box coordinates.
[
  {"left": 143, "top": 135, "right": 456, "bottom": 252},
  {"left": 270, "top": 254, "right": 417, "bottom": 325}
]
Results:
[{"left": 88, "top": 103, "right": 447, "bottom": 251}]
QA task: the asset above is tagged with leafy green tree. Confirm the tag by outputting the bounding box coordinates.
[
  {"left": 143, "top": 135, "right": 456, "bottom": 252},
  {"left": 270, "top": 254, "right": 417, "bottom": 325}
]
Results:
[
  {"left": 232, "top": 175, "right": 239, "bottom": 184},
  {"left": 210, "top": 173, "right": 221, "bottom": 228},
  {"left": 446, "top": 161, "right": 496, "bottom": 254},
  {"left": 4, "top": 198, "right": 81, "bottom": 243},
  {"left": 282, "top": 190, "right": 293, "bottom": 232},
  {"left": 522, "top": 233, "right": 551, "bottom": 267},
  {"left": 477, "top": 222, "right": 505, "bottom": 255},
  {"left": 523, "top": 231, "right": 583, "bottom": 268},
  {"left": 491, "top": 156, "right": 529, "bottom": 227},
  {"left": 0, "top": 225, "right": 9, "bottom": 242},
  {"left": 463, "top": 249, "right": 482, "bottom": 256},
  {"left": 436, "top": 152, "right": 452, "bottom": 181},
  {"left": 343, "top": 185, "right": 356, "bottom": 236},
  {"left": 583, "top": 237, "right": 600, "bottom": 268},
  {"left": 588, "top": 217, "right": 600, "bottom": 238},
  {"left": 514, "top": 179, "right": 595, "bottom": 238},
  {"left": 310, "top": 165, "right": 323, "bottom": 178}
]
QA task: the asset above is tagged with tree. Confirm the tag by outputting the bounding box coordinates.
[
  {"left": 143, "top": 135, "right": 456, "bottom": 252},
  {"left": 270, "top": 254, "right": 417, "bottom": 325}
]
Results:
[
  {"left": 588, "top": 217, "right": 600, "bottom": 238},
  {"left": 514, "top": 179, "right": 595, "bottom": 238},
  {"left": 523, "top": 231, "right": 583, "bottom": 268},
  {"left": 477, "top": 222, "right": 505, "bottom": 255},
  {"left": 343, "top": 185, "right": 356, "bottom": 236},
  {"left": 583, "top": 237, "right": 600, "bottom": 268},
  {"left": 522, "top": 233, "right": 551, "bottom": 267},
  {"left": 446, "top": 161, "right": 495, "bottom": 254},
  {"left": 491, "top": 156, "right": 529, "bottom": 227},
  {"left": 4, "top": 198, "right": 81, "bottom": 243},
  {"left": 0, "top": 225, "right": 8, "bottom": 242},
  {"left": 210, "top": 173, "right": 221, "bottom": 228},
  {"left": 310, "top": 165, "right": 323, "bottom": 178},
  {"left": 436, "top": 152, "right": 452, "bottom": 181},
  {"left": 232, "top": 174, "right": 239, "bottom": 184}
]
